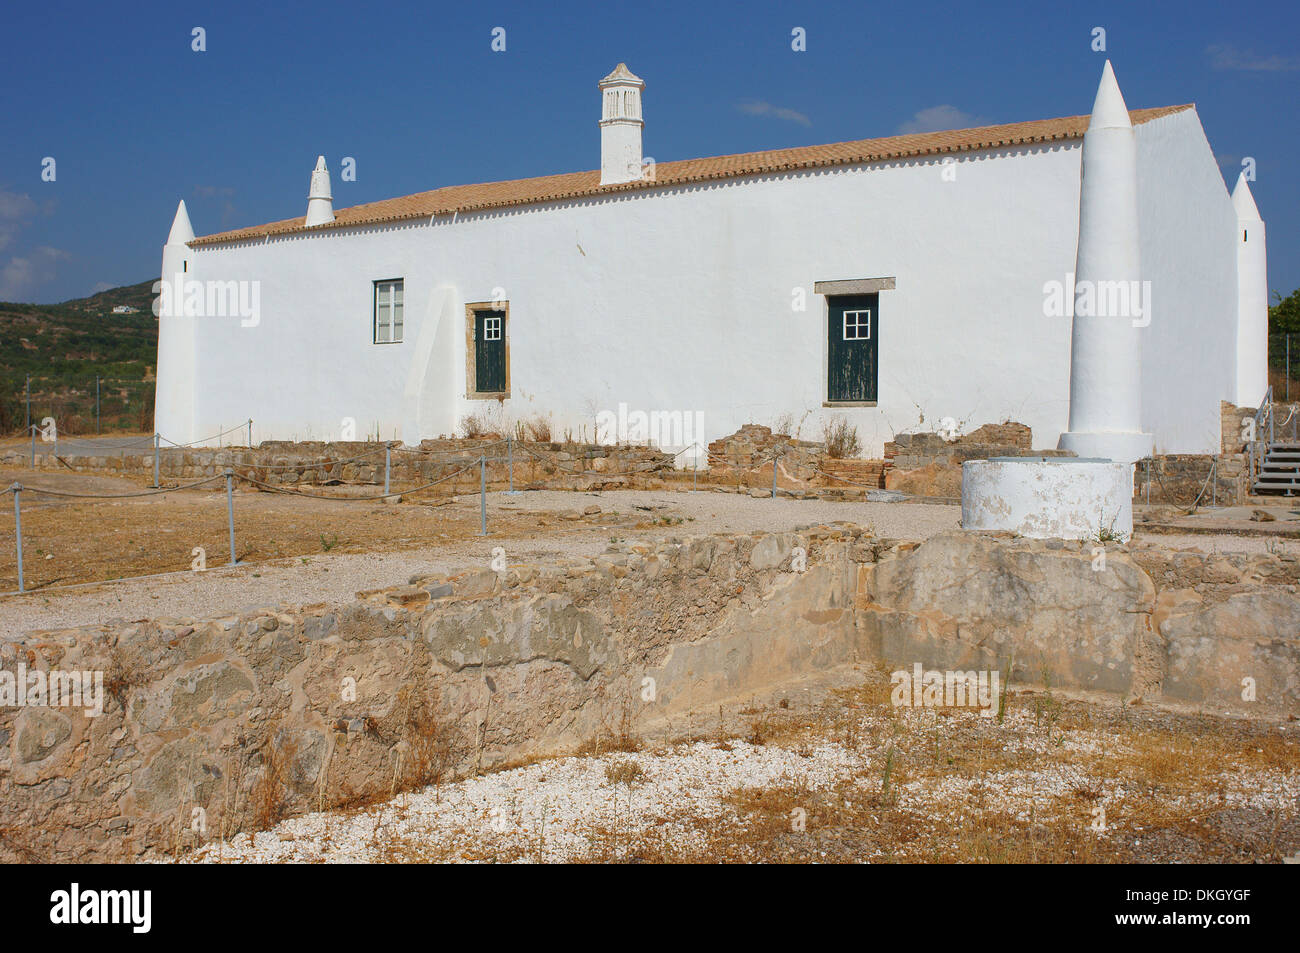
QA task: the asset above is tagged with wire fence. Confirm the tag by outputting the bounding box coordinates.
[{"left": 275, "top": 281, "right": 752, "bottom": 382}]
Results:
[
  {"left": 4, "top": 375, "right": 156, "bottom": 436},
  {"left": 1268, "top": 333, "right": 1300, "bottom": 403}
]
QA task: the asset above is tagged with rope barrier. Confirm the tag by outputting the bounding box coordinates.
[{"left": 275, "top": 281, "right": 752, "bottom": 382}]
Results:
[
  {"left": 4, "top": 475, "right": 227, "bottom": 500},
  {"left": 234, "top": 461, "right": 483, "bottom": 501},
  {"left": 1142, "top": 457, "right": 1218, "bottom": 514},
  {"left": 158, "top": 421, "right": 252, "bottom": 449}
]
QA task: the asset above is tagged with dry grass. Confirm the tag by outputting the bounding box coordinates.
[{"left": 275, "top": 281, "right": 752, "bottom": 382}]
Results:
[
  {"left": 821, "top": 417, "right": 862, "bottom": 459},
  {"left": 567, "top": 679, "right": 1298, "bottom": 864}
]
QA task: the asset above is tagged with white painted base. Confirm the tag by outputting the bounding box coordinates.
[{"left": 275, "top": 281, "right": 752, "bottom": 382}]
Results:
[
  {"left": 1057, "top": 430, "right": 1153, "bottom": 465},
  {"left": 961, "top": 458, "right": 1134, "bottom": 540}
]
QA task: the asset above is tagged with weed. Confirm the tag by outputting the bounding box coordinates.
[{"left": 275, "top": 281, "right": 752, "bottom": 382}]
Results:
[{"left": 822, "top": 417, "right": 862, "bottom": 459}]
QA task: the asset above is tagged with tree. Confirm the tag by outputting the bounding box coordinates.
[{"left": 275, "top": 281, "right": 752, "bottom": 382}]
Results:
[{"left": 1270, "top": 287, "right": 1300, "bottom": 335}]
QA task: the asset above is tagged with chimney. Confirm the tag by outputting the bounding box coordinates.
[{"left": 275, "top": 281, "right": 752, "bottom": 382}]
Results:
[
  {"left": 599, "top": 63, "right": 645, "bottom": 186},
  {"left": 1232, "top": 172, "right": 1268, "bottom": 405},
  {"left": 305, "top": 155, "right": 334, "bottom": 227}
]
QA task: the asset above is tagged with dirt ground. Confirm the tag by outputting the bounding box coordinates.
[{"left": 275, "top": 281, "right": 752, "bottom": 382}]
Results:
[{"left": 0, "top": 467, "right": 963, "bottom": 634}]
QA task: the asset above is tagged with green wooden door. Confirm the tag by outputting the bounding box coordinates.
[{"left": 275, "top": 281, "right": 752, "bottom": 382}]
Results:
[
  {"left": 474, "top": 309, "right": 506, "bottom": 393},
  {"left": 827, "top": 294, "right": 878, "bottom": 402}
]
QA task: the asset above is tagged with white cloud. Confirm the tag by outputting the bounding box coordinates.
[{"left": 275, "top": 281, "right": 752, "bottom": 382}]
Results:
[
  {"left": 0, "top": 189, "right": 39, "bottom": 252},
  {"left": 1208, "top": 44, "right": 1300, "bottom": 72},
  {"left": 738, "top": 100, "right": 812, "bottom": 127},
  {"left": 897, "top": 105, "right": 982, "bottom": 135},
  {"left": 0, "top": 246, "right": 70, "bottom": 302}
]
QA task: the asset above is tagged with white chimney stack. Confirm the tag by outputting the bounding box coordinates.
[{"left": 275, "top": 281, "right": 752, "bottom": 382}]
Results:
[
  {"left": 1057, "top": 61, "right": 1153, "bottom": 464},
  {"left": 1231, "top": 172, "right": 1268, "bottom": 406},
  {"left": 599, "top": 63, "right": 645, "bottom": 186},
  {"left": 305, "top": 155, "right": 335, "bottom": 227}
]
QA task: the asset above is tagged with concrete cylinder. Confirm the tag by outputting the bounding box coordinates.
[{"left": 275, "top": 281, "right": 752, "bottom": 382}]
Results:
[{"left": 961, "top": 458, "right": 1133, "bottom": 540}]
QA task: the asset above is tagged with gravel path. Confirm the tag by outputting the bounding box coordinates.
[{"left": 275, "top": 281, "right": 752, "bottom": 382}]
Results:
[{"left": 1, "top": 490, "right": 959, "bottom": 635}]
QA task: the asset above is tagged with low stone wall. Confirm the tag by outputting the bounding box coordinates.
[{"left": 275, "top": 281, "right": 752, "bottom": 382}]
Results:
[
  {"left": 1135, "top": 454, "right": 1247, "bottom": 506},
  {"left": 3, "top": 526, "right": 1296, "bottom": 861},
  {"left": 2, "top": 439, "right": 675, "bottom": 491},
  {"left": 883, "top": 423, "right": 1065, "bottom": 496},
  {"left": 706, "top": 424, "right": 825, "bottom": 470}
]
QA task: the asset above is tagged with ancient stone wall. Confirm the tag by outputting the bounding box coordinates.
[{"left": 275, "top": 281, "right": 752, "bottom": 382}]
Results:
[
  {"left": 3, "top": 526, "right": 1296, "bottom": 861},
  {"left": 1, "top": 439, "right": 674, "bottom": 492}
]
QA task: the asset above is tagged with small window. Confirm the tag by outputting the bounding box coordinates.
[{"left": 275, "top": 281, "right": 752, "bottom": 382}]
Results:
[
  {"left": 373, "top": 279, "right": 404, "bottom": 344},
  {"left": 483, "top": 315, "right": 502, "bottom": 340},
  {"left": 843, "top": 309, "right": 871, "bottom": 340}
]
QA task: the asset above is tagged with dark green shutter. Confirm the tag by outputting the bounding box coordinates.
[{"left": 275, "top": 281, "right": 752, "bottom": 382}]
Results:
[
  {"left": 474, "top": 309, "right": 506, "bottom": 393},
  {"left": 827, "top": 294, "right": 878, "bottom": 402}
]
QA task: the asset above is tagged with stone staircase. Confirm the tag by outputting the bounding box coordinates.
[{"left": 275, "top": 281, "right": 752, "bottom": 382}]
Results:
[{"left": 1253, "top": 442, "right": 1300, "bottom": 495}]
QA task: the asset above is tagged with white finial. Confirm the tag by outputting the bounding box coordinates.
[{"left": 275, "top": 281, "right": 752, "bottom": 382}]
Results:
[
  {"left": 1232, "top": 171, "right": 1268, "bottom": 404},
  {"left": 1231, "top": 171, "right": 1262, "bottom": 221},
  {"left": 1088, "top": 60, "right": 1132, "bottom": 131},
  {"left": 305, "top": 155, "right": 335, "bottom": 227},
  {"left": 167, "top": 199, "right": 195, "bottom": 244},
  {"left": 1057, "top": 60, "right": 1152, "bottom": 464}
]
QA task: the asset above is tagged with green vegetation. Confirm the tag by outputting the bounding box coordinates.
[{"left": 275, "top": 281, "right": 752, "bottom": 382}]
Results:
[
  {"left": 0, "top": 279, "right": 157, "bottom": 434},
  {"left": 1270, "top": 287, "right": 1300, "bottom": 335}
]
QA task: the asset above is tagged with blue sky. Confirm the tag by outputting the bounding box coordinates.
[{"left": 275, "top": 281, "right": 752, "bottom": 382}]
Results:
[{"left": 1, "top": 0, "right": 1296, "bottom": 303}]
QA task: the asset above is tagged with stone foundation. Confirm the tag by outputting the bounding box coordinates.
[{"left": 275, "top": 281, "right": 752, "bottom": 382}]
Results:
[{"left": 3, "top": 526, "right": 1296, "bottom": 861}]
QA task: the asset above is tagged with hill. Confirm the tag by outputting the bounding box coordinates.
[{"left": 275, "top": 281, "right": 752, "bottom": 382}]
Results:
[{"left": 0, "top": 279, "right": 158, "bottom": 434}]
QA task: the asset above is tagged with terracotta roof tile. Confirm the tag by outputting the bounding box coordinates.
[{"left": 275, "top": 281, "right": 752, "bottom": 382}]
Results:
[{"left": 190, "top": 104, "right": 1192, "bottom": 247}]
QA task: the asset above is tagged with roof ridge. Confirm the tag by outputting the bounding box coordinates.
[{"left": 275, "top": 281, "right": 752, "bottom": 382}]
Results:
[{"left": 190, "top": 104, "right": 1193, "bottom": 247}]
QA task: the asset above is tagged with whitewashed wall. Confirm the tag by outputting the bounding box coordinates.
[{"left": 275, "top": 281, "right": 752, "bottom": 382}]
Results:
[
  {"left": 1133, "top": 108, "right": 1240, "bottom": 454},
  {"left": 169, "top": 112, "right": 1237, "bottom": 460}
]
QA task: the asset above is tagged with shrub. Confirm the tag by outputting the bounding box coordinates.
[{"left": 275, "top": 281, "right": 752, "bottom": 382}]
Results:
[
  {"left": 459, "top": 413, "right": 490, "bottom": 439},
  {"left": 524, "top": 414, "right": 552, "bottom": 442},
  {"left": 821, "top": 417, "right": 862, "bottom": 458}
]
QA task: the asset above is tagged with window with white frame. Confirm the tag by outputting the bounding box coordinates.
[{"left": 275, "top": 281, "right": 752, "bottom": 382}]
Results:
[
  {"left": 373, "top": 279, "right": 404, "bottom": 344},
  {"left": 843, "top": 309, "right": 871, "bottom": 340},
  {"left": 482, "top": 314, "right": 502, "bottom": 340}
]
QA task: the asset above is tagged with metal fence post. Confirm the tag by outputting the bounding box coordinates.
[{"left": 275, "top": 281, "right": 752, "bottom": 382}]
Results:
[
  {"left": 12, "top": 484, "right": 23, "bottom": 594},
  {"left": 95, "top": 376, "right": 101, "bottom": 434},
  {"left": 29, "top": 425, "right": 35, "bottom": 469},
  {"left": 153, "top": 433, "right": 160, "bottom": 488},
  {"left": 247, "top": 418, "right": 252, "bottom": 448},
  {"left": 479, "top": 455, "right": 488, "bottom": 536},
  {"left": 384, "top": 443, "right": 391, "bottom": 496},
  {"left": 224, "top": 469, "right": 238, "bottom": 566}
]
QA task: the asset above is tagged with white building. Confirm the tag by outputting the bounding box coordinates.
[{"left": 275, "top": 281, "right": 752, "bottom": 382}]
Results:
[{"left": 155, "top": 63, "right": 1267, "bottom": 460}]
